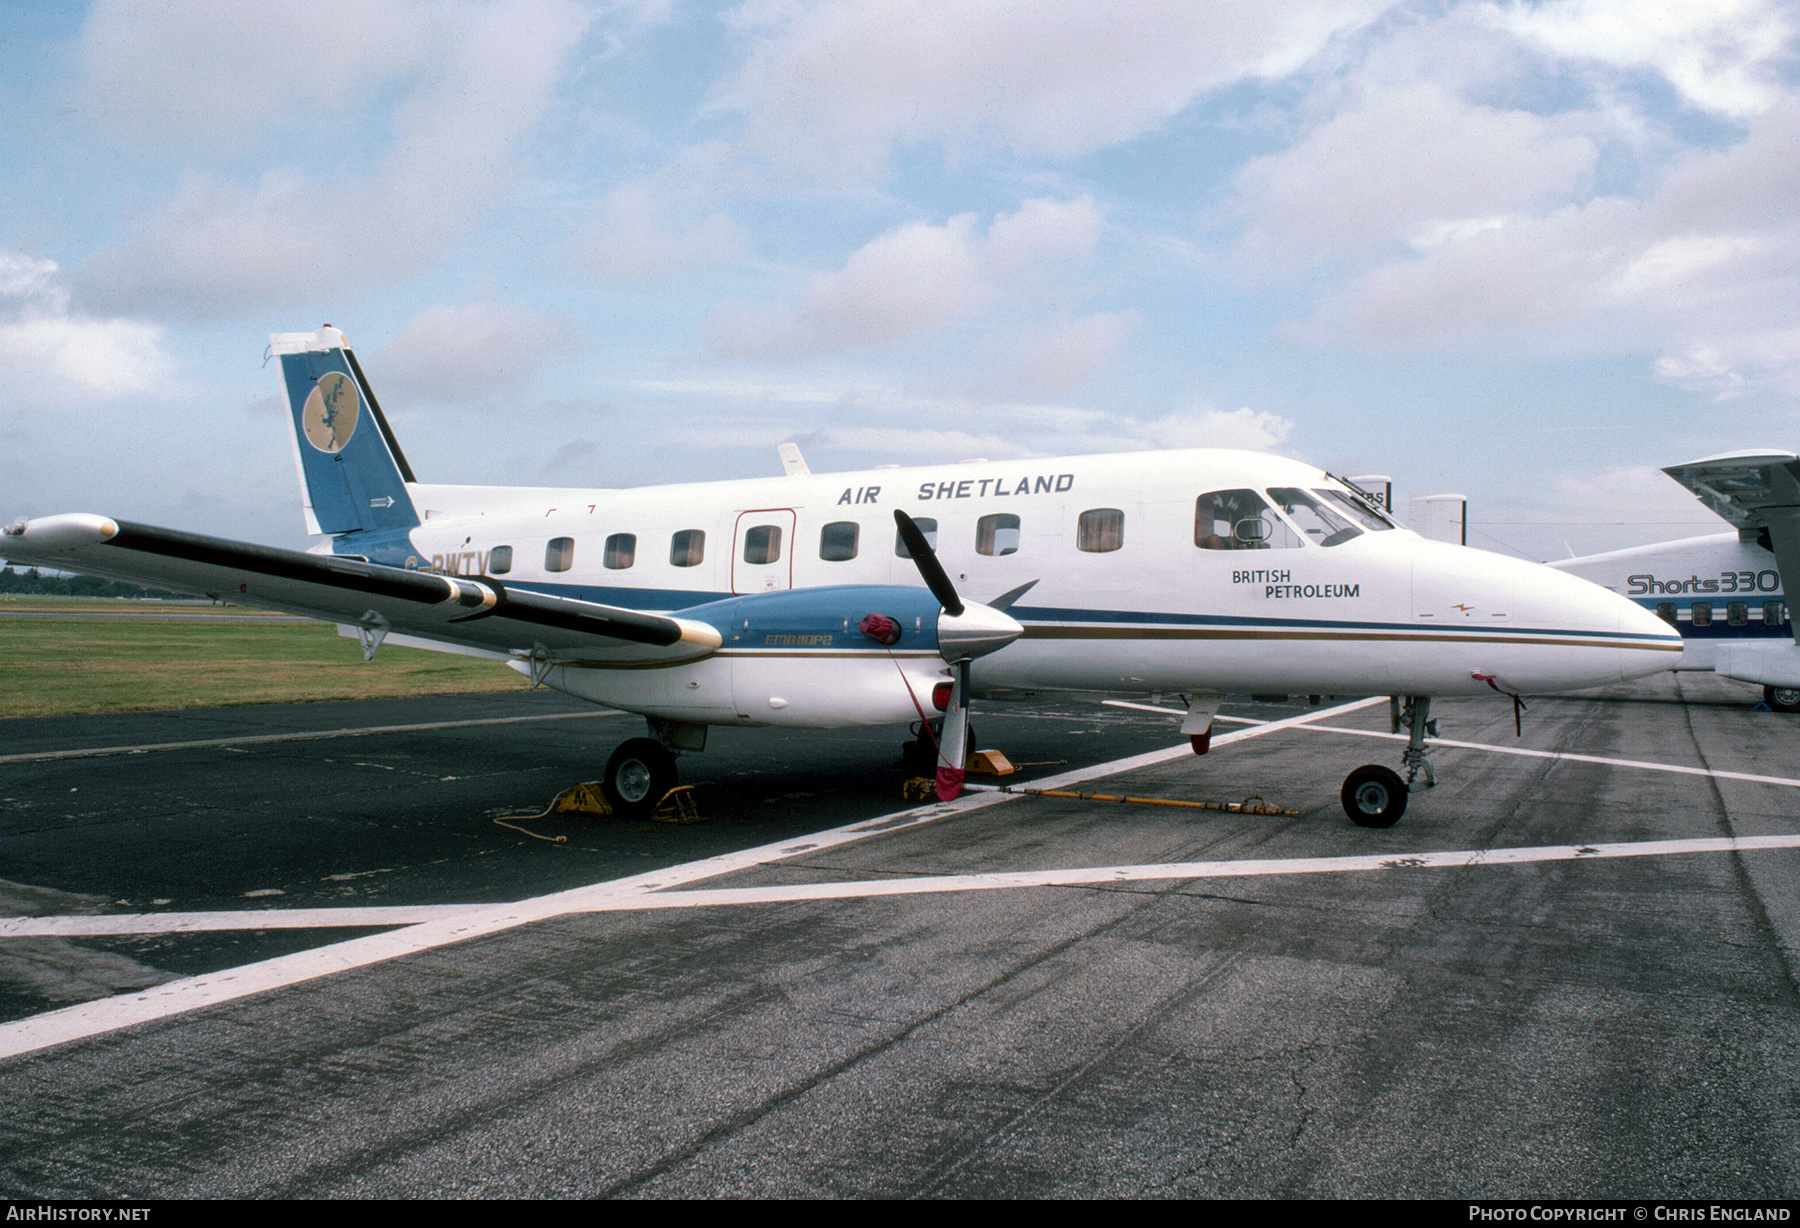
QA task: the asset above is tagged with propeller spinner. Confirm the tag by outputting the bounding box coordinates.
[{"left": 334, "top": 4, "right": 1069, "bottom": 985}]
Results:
[{"left": 894, "top": 509, "right": 1025, "bottom": 799}]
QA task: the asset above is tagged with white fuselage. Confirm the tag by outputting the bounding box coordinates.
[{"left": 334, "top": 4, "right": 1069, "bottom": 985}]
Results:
[
  {"left": 1552, "top": 532, "right": 1798, "bottom": 689},
  {"left": 374, "top": 449, "right": 1680, "bottom": 727}
]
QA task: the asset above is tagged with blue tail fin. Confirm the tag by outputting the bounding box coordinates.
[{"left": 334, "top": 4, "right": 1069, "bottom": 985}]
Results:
[{"left": 270, "top": 326, "right": 420, "bottom": 537}]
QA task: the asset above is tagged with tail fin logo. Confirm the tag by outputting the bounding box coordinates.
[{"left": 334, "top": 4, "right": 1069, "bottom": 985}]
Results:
[{"left": 302, "top": 371, "right": 361, "bottom": 453}]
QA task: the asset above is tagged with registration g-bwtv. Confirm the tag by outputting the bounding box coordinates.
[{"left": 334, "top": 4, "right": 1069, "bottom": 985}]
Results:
[{"left": 3, "top": 327, "right": 1682, "bottom": 825}]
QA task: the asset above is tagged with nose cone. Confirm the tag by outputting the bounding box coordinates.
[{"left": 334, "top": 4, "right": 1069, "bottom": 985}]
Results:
[
  {"left": 937, "top": 601, "right": 1024, "bottom": 662},
  {"left": 1609, "top": 589, "right": 1687, "bottom": 681},
  {"left": 1516, "top": 559, "right": 1684, "bottom": 686}
]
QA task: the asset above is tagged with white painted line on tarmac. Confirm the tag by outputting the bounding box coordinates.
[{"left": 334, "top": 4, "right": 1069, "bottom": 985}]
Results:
[
  {"left": 1099, "top": 700, "right": 1269, "bottom": 725},
  {"left": 0, "top": 697, "right": 1385, "bottom": 1059},
  {"left": 37, "top": 827, "right": 1784, "bottom": 934},
  {"left": 573, "top": 832, "right": 1800, "bottom": 911},
  {"left": 0, "top": 906, "right": 471, "bottom": 937},
  {"left": 1297, "top": 723, "right": 1800, "bottom": 790},
  {"left": 0, "top": 709, "right": 630, "bottom": 765}
]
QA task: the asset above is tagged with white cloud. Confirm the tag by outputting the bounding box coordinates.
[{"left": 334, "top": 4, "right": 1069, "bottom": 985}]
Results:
[
  {"left": 1482, "top": 0, "right": 1796, "bottom": 118},
  {"left": 724, "top": 0, "right": 1393, "bottom": 183},
  {"left": 368, "top": 302, "right": 581, "bottom": 405},
  {"left": 0, "top": 252, "right": 175, "bottom": 402},
  {"left": 73, "top": 0, "right": 590, "bottom": 318},
  {"left": 539, "top": 438, "right": 602, "bottom": 479},
  {"left": 984, "top": 196, "right": 1106, "bottom": 277},
  {"left": 1550, "top": 464, "right": 1714, "bottom": 516},
  {"left": 583, "top": 178, "right": 743, "bottom": 280},
  {"left": 792, "top": 425, "right": 1036, "bottom": 460},
  {"left": 1231, "top": 81, "right": 1599, "bottom": 274},
  {"left": 1135, "top": 407, "right": 1294, "bottom": 452},
  {"left": 1654, "top": 327, "right": 1800, "bottom": 399},
  {"left": 1009, "top": 311, "right": 1140, "bottom": 394},
  {"left": 0, "top": 253, "right": 59, "bottom": 299},
  {"left": 78, "top": 0, "right": 431, "bottom": 151},
  {"left": 662, "top": 415, "right": 1035, "bottom": 461},
  {"left": 1280, "top": 82, "right": 1800, "bottom": 395},
  {"left": 711, "top": 196, "right": 1102, "bottom": 357}
]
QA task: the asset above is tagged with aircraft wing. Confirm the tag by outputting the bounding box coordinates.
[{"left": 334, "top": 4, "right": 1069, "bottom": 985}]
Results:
[
  {"left": 1663, "top": 450, "right": 1800, "bottom": 647},
  {"left": 1662, "top": 449, "right": 1800, "bottom": 531},
  {"left": 0, "top": 514, "right": 723, "bottom": 666}
]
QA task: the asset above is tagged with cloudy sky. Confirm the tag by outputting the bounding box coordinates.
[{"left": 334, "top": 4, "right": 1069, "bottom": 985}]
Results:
[{"left": 3, "top": 0, "right": 1796, "bottom": 561}]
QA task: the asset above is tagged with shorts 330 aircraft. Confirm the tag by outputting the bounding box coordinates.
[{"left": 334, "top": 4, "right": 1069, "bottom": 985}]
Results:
[
  {"left": 1552, "top": 449, "right": 1799, "bottom": 712},
  {"left": 3, "top": 327, "right": 1682, "bottom": 825}
]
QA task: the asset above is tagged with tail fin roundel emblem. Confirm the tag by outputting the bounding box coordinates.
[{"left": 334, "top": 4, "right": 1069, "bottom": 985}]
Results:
[{"left": 302, "top": 371, "right": 360, "bottom": 453}]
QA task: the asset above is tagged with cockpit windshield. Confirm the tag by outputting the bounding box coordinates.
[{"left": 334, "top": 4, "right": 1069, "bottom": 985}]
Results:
[
  {"left": 1267, "top": 488, "right": 1362, "bottom": 547},
  {"left": 1316, "top": 487, "right": 1395, "bottom": 533}
]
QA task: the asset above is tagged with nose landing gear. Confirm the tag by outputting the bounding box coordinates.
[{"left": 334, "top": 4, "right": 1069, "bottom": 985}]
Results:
[{"left": 1341, "top": 696, "right": 1435, "bottom": 827}]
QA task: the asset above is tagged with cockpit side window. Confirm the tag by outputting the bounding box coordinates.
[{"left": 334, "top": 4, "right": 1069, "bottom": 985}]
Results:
[
  {"left": 1268, "top": 488, "right": 1362, "bottom": 547},
  {"left": 1195, "top": 489, "right": 1302, "bottom": 550}
]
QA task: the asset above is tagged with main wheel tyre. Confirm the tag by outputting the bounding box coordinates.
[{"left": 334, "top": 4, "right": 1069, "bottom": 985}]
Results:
[
  {"left": 901, "top": 720, "right": 976, "bottom": 771},
  {"left": 602, "top": 738, "right": 678, "bottom": 815},
  {"left": 1342, "top": 764, "right": 1408, "bottom": 828},
  {"left": 1765, "top": 685, "right": 1800, "bottom": 714}
]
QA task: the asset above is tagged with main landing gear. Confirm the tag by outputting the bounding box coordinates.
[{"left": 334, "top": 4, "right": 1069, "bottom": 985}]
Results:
[
  {"left": 601, "top": 737, "right": 679, "bottom": 815},
  {"left": 1340, "top": 696, "right": 1435, "bottom": 828},
  {"left": 902, "top": 718, "right": 976, "bottom": 772},
  {"left": 1766, "top": 685, "right": 1800, "bottom": 714}
]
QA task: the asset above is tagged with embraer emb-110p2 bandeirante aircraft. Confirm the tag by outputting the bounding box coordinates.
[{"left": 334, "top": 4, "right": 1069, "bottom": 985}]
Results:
[{"left": 4, "top": 327, "right": 1682, "bottom": 826}]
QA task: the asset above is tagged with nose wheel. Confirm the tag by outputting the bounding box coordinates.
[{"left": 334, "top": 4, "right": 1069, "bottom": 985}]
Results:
[
  {"left": 1341, "top": 696, "right": 1433, "bottom": 826},
  {"left": 1341, "top": 764, "right": 1407, "bottom": 827}
]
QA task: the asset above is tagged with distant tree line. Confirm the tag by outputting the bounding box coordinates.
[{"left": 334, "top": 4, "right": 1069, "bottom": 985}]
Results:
[{"left": 0, "top": 564, "right": 182, "bottom": 600}]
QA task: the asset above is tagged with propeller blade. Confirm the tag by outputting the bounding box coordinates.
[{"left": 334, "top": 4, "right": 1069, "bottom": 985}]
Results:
[
  {"left": 894, "top": 509, "right": 963, "bottom": 617},
  {"left": 936, "top": 657, "right": 970, "bottom": 801}
]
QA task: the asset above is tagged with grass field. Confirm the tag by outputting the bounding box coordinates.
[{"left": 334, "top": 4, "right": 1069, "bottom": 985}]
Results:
[{"left": 0, "top": 605, "right": 527, "bottom": 717}]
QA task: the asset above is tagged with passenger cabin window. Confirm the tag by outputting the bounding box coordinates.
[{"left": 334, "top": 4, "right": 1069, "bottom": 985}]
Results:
[
  {"left": 820, "top": 521, "right": 859, "bottom": 562},
  {"left": 1195, "top": 490, "right": 1301, "bottom": 550},
  {"left": 1268, "top": 488, "right": 1361, "bottom": 547},
  {"left": 976, "top": 513, "right": 1020, "bottom": 557},
  {"left": 1727, "top": 601, "right": 1748, "bottom": 627},
  {"left": 895, "top": 517, "right": 938, "bottom": 557},
  {"left": 670, "top": 529, "right": 705, "bottom": 567},
  {"left": 1766, "top": 601, "right": 1787, "bottom": 628},
  {"left": 1077, "top": 508, "right": 1124, "bottom": 553},
  {"left": 743, "top": 524, "right": 783, "bottom": 565},
  {"left": 545, "top": 537, "right": 574, "bottom": 573},
  {"left": 1657, "top": 603, "right": 1678, "bottom": 626},
  {"left": 488, "top": 545, "right": 513, "bottom": 575},
  {"left": 604, "top": 533, "right": 636, "bottom": 570},
  {"left": 1691, "top": 602, "right": 1713, "bottom": 628}
]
